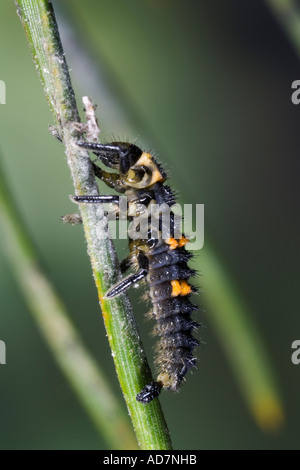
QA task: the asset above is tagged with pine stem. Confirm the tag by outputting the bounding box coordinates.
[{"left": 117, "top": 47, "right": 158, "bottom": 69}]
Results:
[
  {"left": 15, "top": 0, "right": 172, "bottom": 450},
  {"left": 0, "top": 157, "right": 137, "bottom": 450}
]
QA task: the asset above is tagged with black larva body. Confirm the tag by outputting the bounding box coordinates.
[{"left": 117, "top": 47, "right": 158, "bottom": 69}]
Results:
[
  {"left": 143, "top": 242, "right": 199, "bottom": 400},
  {"left": 73, "top": 141, "right": 199, "bottom": 404}
]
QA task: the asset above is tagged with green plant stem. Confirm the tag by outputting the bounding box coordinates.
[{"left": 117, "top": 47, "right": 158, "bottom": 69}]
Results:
[
  {"left": 0, "top": 159, "right": 137, "bottom": 450},
  {"left": 15, "top": 0, "right": 172, "bottom": 450}
]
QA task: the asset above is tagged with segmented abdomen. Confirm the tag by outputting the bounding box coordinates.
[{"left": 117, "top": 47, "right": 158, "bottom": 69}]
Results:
[{"left": 146, "top": 240, "right": 199, "bottom": 392}]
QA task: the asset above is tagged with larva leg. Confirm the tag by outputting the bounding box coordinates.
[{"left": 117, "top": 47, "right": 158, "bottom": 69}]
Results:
[
  {"left": 136, "top": 382, "right": 162, "bottom": 404},
  {"left": 77, "top": 140, "right": 143, "bottom": 174},
  {"left": 105, "top": 269, "right": 148, "bottom": 299},
  {"left": 77, "top": 141, "right": 124, "bottom": 167},
  {"left": 91, "top": 163, "right": 124, "bottom": 191},
  {"left": 72, "top": 194, "right": 120, "bottom": 204}
]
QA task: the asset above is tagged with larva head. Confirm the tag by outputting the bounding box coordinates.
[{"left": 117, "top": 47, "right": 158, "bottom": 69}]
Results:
[
  {"left": 77, "top": 140, "right": 166, "bottom": 188},
  {"left": 121, "top": 150, "right": 166, "bottom": 189}
]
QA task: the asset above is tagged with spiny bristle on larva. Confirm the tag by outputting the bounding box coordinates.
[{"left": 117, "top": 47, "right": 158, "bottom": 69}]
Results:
[
  {"left": 157, "top": 332, "right": 199, "bottom": 349},
  {"left": 148, "top": 282, "right": 173, "bottom": 303},
  {"left": 152, "top": 297, "right": 199, "bottom": 318},
  {"left": 152, "top": 315, "right": 199, "bottom": 336},
  {"left": 148, "top": 267, "right": 196, "bottom": 287},
  {"left": 148, "top": 249, "right": 194, "bottom": 269},
  {"left": 145, "top": 237, "right": 200, "bottom": 394},
  {"left": 149, "top": 248, "right": 193, "bottom": 269},
  {"left": 155, "top": 350, "right": 198, "bottom": 392}
]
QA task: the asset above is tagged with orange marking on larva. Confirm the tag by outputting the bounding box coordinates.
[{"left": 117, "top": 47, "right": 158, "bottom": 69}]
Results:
[
  {"left": 179, "top": 280, "right": 192, "bottom": 296},
  {"left": 166, "top": 238, "right": 178, "bottom": 250},
  {"left": 171, "top": 280, "right": 181, "bottom": 297},
  {"left": 178, "top": 236, "right": 189, "bottom": 248},
  {"left": 171, "top": 279, "right": 192, "bottom": 297}
]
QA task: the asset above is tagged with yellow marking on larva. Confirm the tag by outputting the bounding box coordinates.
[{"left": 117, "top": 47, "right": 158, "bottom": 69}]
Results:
[
  {"left": 166, "top": 236, "right": 190, "bottom": 250},
  {"left": 166, "top": 238, "right": 178, "bottom": 250},
  {"left": 180, "top": 280, "right": 192, "bottom": 296},
  {"left": 178, "top": 236, "right": 189, "bottom": 247},
  {"left": 171, "top": 280, "right": 182, "bottom": 296},
  {"left": 136, "top": 152, "right": 165, "bottom": 185},
  {"left": 127, "top": 169, "right": 136, "bottom": 180},
  {"left": 171, "top": 280, "right": 192, "bottom": 297}
]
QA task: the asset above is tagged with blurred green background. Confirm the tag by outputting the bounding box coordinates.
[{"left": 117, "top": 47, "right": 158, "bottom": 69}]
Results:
[{"left": 0, "top": 0, "right": 299, "bottom": 449}]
